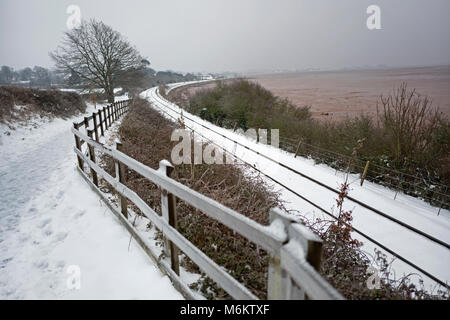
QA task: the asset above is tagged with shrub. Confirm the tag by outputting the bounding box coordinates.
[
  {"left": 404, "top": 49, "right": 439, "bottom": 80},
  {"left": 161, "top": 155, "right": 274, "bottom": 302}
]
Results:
[
  {"left": 377, "top": 82, "right": 449, "bottom": 170},
  {"left": 188, "top": 79, "right": 311, "bottom": 131},
  {"left": 0, "top": 86, "right": 86, "bottom": 123}
]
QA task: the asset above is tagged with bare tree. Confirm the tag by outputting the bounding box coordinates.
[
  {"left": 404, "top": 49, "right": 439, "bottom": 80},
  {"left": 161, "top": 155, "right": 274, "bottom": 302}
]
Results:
[
  {"left": 0, "top": 66, "right": 14, "bottom": 84},
  {"left": 50, "top": 19, "right": 146, "bottom": 102},
  {"left": 377, "top": 82, "right": 445, "bottom": 167}
]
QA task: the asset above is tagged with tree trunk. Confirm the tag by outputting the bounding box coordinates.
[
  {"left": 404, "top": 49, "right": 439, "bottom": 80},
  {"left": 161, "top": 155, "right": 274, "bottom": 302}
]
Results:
[
  {"left": 106, "top": 86, "right": 115, "bottom": 103},
  {"left": 105, "top": 75, "right": 115, "bottom": 103}
]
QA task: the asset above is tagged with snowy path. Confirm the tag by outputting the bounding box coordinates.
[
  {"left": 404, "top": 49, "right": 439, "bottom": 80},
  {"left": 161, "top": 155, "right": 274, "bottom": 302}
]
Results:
[
  {"left": 0, "top": 103, "right": 182, "bottom": 299},
  {"left": 142, "top": 84, "right": 450, "bottom": 291}
]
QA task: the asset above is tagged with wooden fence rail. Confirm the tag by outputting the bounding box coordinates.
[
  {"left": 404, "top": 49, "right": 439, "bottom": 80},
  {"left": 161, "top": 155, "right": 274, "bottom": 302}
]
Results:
[{"left": 71, "top": 98, "right": 343, "bottom": 300}]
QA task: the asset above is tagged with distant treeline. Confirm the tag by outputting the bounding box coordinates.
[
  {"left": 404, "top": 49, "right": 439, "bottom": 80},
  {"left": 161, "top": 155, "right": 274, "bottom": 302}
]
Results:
[
  {"left": 0, "top": 65, "right": 199, "bottom": 90},
  {"left": 0, "top": 65, "right": 63, "bottom": 87},
  {"left": 117, "top": 68, "right": 199, "bottom": 92}
]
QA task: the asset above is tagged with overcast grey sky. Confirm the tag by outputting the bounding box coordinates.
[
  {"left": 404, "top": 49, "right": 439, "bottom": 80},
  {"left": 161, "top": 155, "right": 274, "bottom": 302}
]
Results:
[{"left": 1, "top": 0, "right": 450, "bottom": 73}]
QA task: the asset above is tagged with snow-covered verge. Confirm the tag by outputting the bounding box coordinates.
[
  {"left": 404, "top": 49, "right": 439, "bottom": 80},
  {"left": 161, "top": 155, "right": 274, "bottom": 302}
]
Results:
[
  {"left": 0, "top": 97, "right": 182, "bottom": 299},
  {"left": 142, "top": 84, "right": 450, "bottom": 292},
  {"left": 95, "top": 118, "right": 205, "bottom": 299},
  {"left": 165, "top": 80, "right": 214, "bottom": 94}
]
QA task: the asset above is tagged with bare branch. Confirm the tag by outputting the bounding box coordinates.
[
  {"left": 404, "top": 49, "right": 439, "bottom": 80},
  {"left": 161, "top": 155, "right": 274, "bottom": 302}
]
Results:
[{"left": 50, "top": 19, "right": 145, "bottom": 102}]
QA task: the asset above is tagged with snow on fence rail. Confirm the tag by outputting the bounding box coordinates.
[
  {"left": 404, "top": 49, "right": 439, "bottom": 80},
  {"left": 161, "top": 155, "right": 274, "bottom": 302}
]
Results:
[{"left": 71, "top": 99, "right": 343, "bottom": 300}]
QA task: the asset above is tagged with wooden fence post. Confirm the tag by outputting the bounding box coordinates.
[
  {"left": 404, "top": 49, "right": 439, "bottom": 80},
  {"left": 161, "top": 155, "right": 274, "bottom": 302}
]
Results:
[
  {"left": 92, "top": 112, "right": 99, "bottom": 142},
  {"left": 115, "top": 142, "right": 128, "bottom": 219},
  {"left": 110, "top": 104, "right": 113, "bottom": 123},
  {"left": 159, "top": 160, "right": 180, "bottom": 276},
  {"left": 83, "top": 116, "right": 89, "bottom": 132},
  {"left": 294, "top": 139, "right": 302, "bottom": 158},
  {"left": 98, "top": 109, "right": 104, "bottom": 136},
  {"left": 267, "top": 207, "right": 324, "bottom": 300},
  {"left": 104, "top": 107, "right": 108, "bottom": 127},
  {"left": 287, "top": 222, "right": 323, "bottom": 299},
  {"left": 437, "top": 187, "right": 447, "bottom": 216},
  {"left": 107, "top": 105, "right": 111, "bottom": 124},
  {"left": 87, "top": 129, "right": 98, "bottom": 187},
  {"left": 73, "top": 123, "right": 84, "bottom": 170},
  {"left": 267, "top": 208, "right": 291, "bottom": 300},
  {"left": 104, "top": 107, "right": 108, "bottom": 128},
  {"left": 102, "top": 107, "right": 107, "bottom": 130},
  {"left": 360, "top": 161, "right": 370, "bottom": 186}
]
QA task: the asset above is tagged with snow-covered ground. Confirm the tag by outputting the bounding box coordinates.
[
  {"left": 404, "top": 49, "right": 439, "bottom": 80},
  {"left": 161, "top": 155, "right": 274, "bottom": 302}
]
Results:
[
  {"left": 1, "top": 80, "right": 447, "bottom": 299},
  {"left": 165, "top": 80, "right": 212, "bottom": 94},
  {"left": 141, "top": 84, "right": 450, "bottom": 292},
  {"left": 58, "top": 87, "right": 124, "bottom": 94},
  {"left": 0, "top": 96, "right": 182, "bottom": 299}
]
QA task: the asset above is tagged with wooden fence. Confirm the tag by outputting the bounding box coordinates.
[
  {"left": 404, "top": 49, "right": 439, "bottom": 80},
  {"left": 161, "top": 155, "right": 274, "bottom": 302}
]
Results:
[{"left": 71, "top": 99, "right": 344, "bottom": 300}]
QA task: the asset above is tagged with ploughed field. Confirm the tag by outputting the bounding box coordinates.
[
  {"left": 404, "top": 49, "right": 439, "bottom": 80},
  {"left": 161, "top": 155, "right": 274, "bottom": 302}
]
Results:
[{"left": 248, "top": 66, "right": 450, "bottom": 122}]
